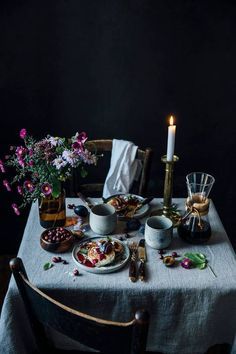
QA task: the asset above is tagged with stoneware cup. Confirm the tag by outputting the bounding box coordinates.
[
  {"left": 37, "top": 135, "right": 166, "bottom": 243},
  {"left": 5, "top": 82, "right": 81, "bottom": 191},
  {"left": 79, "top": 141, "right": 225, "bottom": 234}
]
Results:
[
  {"left": 145, "top": 215, "right": 173, "bottom": 249},
  {"left": 89, "top": 204, "right": 117, "bottom": 235}
]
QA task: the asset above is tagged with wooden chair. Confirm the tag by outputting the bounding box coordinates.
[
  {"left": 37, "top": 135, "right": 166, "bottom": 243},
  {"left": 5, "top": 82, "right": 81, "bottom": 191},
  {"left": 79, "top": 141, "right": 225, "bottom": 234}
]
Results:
[
  {"left": 69, "top": 139, "right": 153, "bottom": 197},
  {"left": 10, "top": 257, "right": 150, "bottom": 354}
]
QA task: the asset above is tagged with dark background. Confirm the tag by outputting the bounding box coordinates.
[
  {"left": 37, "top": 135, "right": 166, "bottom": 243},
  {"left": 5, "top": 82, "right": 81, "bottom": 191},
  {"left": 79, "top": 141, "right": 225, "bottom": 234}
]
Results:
[{"left": 0, "top": 0, "right": 235, "bottom": 254}]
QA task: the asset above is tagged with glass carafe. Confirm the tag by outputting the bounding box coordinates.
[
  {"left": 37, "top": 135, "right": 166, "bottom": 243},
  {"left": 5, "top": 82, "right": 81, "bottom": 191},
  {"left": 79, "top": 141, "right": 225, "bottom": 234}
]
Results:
[{"left": 178, "top": 172, "right": 215, "bottom": 244}]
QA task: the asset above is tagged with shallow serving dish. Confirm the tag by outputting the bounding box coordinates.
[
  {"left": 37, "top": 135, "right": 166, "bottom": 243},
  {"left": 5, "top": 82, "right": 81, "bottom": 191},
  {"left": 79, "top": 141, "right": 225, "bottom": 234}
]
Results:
[
  {"left": 40, "top": 227, "right": 74, "bottom": 253},
  {"left": 72, "top": 236, "right": 130, "bottom": 274},
  {"left": 102, "top": 194, "right": 150, "bottom": 219}
]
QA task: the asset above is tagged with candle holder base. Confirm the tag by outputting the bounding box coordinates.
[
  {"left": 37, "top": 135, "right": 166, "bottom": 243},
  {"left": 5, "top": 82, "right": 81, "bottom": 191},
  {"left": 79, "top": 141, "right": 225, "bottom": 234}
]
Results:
[{"left": 155, "top": 154, "right": 180, "bottom": 227}]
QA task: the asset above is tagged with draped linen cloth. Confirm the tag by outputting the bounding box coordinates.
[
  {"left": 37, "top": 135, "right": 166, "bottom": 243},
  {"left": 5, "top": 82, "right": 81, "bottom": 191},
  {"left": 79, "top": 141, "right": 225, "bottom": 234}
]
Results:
[{"left": 102, "top": 139, "right": 142, "bottom": 198}]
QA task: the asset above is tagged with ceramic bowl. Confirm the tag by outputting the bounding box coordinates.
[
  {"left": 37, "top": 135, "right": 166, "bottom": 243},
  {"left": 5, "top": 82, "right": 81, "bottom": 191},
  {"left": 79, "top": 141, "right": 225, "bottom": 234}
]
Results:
[{"left": 40, "top": 227, "right": 74, "bottom": 253}]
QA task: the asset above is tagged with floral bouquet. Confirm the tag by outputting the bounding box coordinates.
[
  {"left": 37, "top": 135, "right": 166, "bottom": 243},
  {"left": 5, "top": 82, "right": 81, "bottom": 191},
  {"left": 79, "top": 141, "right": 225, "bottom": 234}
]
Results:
[{"left": 0, "top": 129, "right": 97, "bottom": 215}]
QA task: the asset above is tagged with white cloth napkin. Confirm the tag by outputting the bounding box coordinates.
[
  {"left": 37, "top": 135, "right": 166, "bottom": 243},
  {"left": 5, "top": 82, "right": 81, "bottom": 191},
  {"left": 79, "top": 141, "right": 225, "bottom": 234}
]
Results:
[{"left": 102, "top": 139, "right": 142, "bottom": 198}]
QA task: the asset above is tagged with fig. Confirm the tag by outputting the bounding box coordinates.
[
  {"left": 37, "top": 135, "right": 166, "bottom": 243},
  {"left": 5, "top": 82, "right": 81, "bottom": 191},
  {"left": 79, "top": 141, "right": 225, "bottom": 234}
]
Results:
[{"left": 163, "top": 256, "right": 175, "bottom": 267}]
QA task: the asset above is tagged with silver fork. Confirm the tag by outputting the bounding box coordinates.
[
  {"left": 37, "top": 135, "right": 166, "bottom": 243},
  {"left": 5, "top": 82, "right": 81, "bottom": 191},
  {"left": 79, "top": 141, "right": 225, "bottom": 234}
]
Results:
[{"left": 128, "top": 242, "right": 138, "bottom": 282}]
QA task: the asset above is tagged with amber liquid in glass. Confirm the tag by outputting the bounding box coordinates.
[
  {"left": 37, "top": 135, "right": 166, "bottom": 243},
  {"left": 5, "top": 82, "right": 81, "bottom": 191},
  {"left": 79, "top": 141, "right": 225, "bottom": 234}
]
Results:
[
  {"left": 178, "top": 217, "right": 211, "bottom": 244},
  {"left": 39, "top": 191, "right": 66, "bottom": 228}
]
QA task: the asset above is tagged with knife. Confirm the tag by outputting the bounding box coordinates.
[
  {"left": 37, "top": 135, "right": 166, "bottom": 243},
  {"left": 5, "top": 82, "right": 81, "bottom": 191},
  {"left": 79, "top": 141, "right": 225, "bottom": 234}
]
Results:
[
  {"left": 129, "top": 242, "right": 137, "bottom": 282},
  {"left": 138, "top": 239, "right": 146, "bottom": 281}
]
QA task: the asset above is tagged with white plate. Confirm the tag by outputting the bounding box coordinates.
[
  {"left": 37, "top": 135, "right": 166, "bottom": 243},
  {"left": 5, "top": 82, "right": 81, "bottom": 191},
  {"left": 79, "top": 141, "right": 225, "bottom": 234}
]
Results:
[
  {"left": 104, "top": 194, "right": 150, "bottom": 219},
  {"left": 72, "top": 236, "right": 130, "bottom": 274}
]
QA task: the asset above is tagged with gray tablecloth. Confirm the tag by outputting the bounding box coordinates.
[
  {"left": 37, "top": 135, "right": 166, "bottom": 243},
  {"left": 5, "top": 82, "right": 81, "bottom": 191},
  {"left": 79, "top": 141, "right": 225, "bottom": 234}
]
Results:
[{"left": 0, "top": 198, "right": 236, "bottom": 354}]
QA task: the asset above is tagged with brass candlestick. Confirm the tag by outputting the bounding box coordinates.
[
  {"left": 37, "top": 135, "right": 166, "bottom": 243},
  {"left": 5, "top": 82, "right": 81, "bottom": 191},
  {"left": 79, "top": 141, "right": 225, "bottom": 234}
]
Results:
[
  {"left": 151, "top": 154, "right": 180, "bottom": 226},
  {"left": 162, "top": 154, "right": 178, "bottom": 217}
]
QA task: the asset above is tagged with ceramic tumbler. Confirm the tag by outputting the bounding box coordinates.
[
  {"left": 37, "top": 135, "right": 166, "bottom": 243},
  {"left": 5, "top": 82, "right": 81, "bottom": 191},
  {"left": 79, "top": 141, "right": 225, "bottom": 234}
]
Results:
[
  {"left": 145, "top": 215, "right": 173, "bottom": 249},
  {"left": 89, "top": 204, "right": 117, "bottom": 235}
]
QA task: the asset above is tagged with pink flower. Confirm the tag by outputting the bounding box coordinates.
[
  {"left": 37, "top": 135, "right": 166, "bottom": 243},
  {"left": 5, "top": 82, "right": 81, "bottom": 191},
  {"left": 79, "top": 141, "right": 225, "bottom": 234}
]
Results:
[
  {"left": 77, "top": 132, "right": 87, "bottom": 143},
  {"left": 72, "top": 141, "right": 81, "bottom": 150},
  {"left": 28, "top": 160, "right": 34, "bottom": 166},
  {"left": 24, "top": 180, "right": 34, "bottom": 192},
  {"left": 3, "top": 179, "right": 11, "bottom": 191},
  {"left": 41, "top": 182, "right": 52, "bottom": 196},
  {"left": 0, "top": 160, "right": 6, "bottom": 173},
  {"left": 16, "top": 146, "right": 26, "bottom": 157},
  {"left": 12, "top": 203, "right": 20, "bottom": 216},
  {"left": 73, "top": 132, "right": 87, "bottom": 151},
  {"left": 19, "top": 128, "right": 27, "bottom": 139}
]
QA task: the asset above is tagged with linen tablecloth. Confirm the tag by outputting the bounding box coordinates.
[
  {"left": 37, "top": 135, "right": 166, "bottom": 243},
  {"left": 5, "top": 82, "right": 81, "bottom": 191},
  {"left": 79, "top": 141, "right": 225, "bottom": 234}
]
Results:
[{"left": 0, "top": 198, "right": 236, "bottom": 354}]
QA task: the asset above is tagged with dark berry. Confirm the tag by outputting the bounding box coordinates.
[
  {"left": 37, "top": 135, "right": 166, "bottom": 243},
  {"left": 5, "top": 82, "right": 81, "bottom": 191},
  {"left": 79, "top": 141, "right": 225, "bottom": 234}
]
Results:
[
  {"left": 62, "top": 260, "right": 68, "bottom": 265},
  {"left": 172, "top": 252, "right": 178, "bottom": 258},
  {"left": 73, "top": 269, "right": 79, "bottom": 276}
]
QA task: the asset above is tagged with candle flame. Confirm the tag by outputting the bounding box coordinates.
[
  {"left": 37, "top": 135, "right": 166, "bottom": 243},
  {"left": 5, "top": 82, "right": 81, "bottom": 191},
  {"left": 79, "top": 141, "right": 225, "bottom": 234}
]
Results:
[{"left": 169, "top": 116, "right": 174, "bottom": 126}]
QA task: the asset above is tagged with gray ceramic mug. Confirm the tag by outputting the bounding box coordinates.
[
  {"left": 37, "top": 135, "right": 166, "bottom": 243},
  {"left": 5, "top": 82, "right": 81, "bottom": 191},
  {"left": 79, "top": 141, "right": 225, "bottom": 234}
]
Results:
[
  {"left": 89, "top": 204, "right": 117, "bottom": 235},
  {"left": 145, "top": 216, "right": 173, "bottom": 249}
]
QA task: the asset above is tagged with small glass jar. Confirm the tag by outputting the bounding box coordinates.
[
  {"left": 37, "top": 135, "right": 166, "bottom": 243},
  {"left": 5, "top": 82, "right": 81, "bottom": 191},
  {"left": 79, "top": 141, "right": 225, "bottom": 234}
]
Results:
[{"left": 38, "top": 189, "right": 66, "bottom": 228}]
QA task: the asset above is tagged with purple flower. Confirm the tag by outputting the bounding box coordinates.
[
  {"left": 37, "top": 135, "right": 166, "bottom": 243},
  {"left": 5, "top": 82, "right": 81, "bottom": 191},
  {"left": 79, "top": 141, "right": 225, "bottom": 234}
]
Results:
[
  {"left": 3, "top": 179, "right": 11, "bottom": 191},
  {"left": 17, "top": 185, "right": 23, "bottom": 195},
  {"left": 80, "top": 149, "right": 97, "bottom": 165},
  {"left": 19, "top": 129, "right": 27, "bottom": 139},
  {"left": 62, "top": 150, "right": 78, "bottom": 167},
  {"left": 12, "top": 203, "right": 20, "bottom": 216},
  {"left": 181, "top": 258, "right": 192, "bottom": 269},
  {"left": 41, "top": 183, "right": 52, "bottom": 196},
  {"left": 0, "top": 159, "right": 6, "bottom": 173},
  {"left": 24, "top": 180, "right": 34, "bottom": 192},
  {"left": 28, "top": 160, "right": 34, "bottom": 166},
  {"left": 18, "top": 158, "right": 25, "bottom": 167},
  {"left": 52, "top": 157, "right": 67, "bottom": 170}
]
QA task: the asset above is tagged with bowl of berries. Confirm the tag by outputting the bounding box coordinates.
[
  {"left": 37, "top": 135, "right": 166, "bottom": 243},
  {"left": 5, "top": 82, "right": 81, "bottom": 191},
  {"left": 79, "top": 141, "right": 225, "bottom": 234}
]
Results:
[{"left": 40, "top": 227, "right": 74, "bottom": 253}]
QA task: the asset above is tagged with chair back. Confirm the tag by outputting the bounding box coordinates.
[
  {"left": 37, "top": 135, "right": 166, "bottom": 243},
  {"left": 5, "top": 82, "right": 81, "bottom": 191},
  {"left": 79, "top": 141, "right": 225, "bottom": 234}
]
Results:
[
  {"left": 70, "top": 139, "right": 152, "bottom": 197},
  {"left": 10, "top": 257, "right": 149, "bottom": 354}
]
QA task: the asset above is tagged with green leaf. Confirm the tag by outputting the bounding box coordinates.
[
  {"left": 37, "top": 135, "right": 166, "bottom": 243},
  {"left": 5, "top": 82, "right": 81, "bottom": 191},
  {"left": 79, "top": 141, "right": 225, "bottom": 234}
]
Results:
[
  {"left": 80, "top": 167, "right": 88, "bottom": 178},
  {"left": 43, "top": 262, "right": 54, "bottom": 271},
  {"left": 184, "top": 253, "right": 206, "bottom": 265},
  {"left": 51, "top": 179, "right": 61, "bottom": 198},
  {"left": 196, "top": 262, "right": 207, "bottom": 270}
]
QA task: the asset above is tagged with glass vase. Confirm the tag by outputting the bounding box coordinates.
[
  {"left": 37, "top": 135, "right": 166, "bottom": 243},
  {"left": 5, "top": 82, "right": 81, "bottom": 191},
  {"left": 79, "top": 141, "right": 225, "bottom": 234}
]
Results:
[
  {"left": 178, "top": 172, "right": 215, "bottom": 244},
  {"left": 38, "top": 189, "right": 66, "bottom": 228}
]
